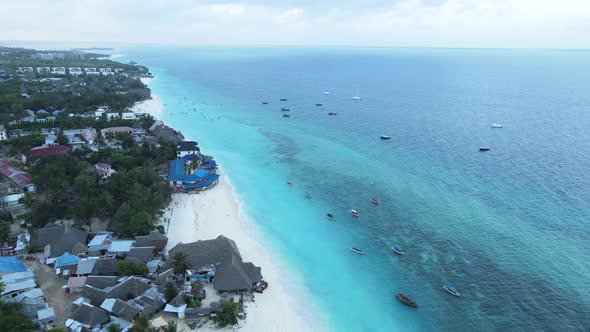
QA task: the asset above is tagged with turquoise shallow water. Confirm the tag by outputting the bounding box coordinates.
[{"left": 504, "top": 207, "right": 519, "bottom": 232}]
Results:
[{"left": 123, "top": 47, "right": 590, "bottom": 331}]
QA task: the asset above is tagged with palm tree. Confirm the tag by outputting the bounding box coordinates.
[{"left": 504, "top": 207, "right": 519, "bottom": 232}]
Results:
[
  {"left": 107, "top": 323, "right": 123, "bottom": 332},
  {"left": 171, "top": 252, "right": 190, "bottom": 275},
  {"left": 164, "top": 321, "right": 178, "bottom": 332},
  {"left": 131, "top": 315, "right": 155, "bottom": 332}
]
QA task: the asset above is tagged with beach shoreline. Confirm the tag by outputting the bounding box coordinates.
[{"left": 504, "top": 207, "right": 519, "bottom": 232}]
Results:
[{"left": 132, "top": 80, "right": 323, "bottom": 331}]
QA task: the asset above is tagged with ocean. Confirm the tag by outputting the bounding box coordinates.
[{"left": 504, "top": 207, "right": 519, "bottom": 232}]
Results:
[{"left": 123, "top": 46, "right": 590, "bottom": 331}]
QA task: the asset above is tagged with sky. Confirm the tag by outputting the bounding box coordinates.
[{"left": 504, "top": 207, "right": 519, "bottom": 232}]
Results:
[{"left": 1, "top": 0, "right": 590, "bottom": 49}]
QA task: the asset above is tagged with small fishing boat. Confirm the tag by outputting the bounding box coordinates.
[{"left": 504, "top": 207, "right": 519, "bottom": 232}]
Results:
[
  {"left": 491, "top": 123, "right": 503, "bottom": 128},
  {"left": 479, "top": 147, "right": 490, "bottom": 151},
  {"left": 315, "top": 103, "right": 323, "bottom": 106},
  {"left": 287, "top": 181, "right": 293, "bottom": 185},
  {"left": 280, "top": 98, "right": 288, "bottom": 101},
  {"left": 328, "top": 112, "right": 337, "bottom": 116},
  {"left": 352, "top": 96, "right": 362, "bottom": 100},
  {"left": 281, "top": 107, "right": 290, "bottom": 112},
  {"left": 326, "top": 213, "right": 335, "bottom": 220},
  {"left": 391, "top": 245, "right": 404, "bottom": 255},
  {"left": 443, "top": 284, "right": 460, "bottom": 297},
  {"left": 351, "top": 247, "right": 365, "bottom": 254},
  {"left": 283, "top": 114, "right": 290, "bottom": 118},
  {"left": 396, "top": 292, "right": 418, "bottom": 307},
  {"left": 370, "top": 197, "right": 378, "bottom": 204},
  {"left": 262, "top": 101, "right": 269, "bottom": 105},
  {"left": 350, "top": 210, "right": 360, "bottom": 217},
  {"left": 380, "top": 135, "right": 392, "bottom": 140},
  {"left": 323, "top": 91, "right": 331, "bottom": 95},
  {"left": 304, "top": 192, "right": 312, "bottom": 198}
]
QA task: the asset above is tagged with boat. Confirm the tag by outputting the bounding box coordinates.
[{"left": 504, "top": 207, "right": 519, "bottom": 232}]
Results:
[
  {"left": 323, "top": 91, "right": 331, "bottom": 95},
  {"left": 380, "top": 135, "right": 392, "bottom": 140},
  {"left": 351, "top": 247, "right": 365, "bottom": 254},
  {"left": 370, "top": 197, "right": 378, "bottom": 204},
  {"left": 443, "top": 284, "right": 460, "bottom": 297},
  {"left": 326, "top": 213, "right": 335, "bottom": 220},
  {"left": 352, "top": 89, "right": 362, "bottom": 100},
  {"left": 283, "top": 114, "right": 290, "bottom": 118},
  {"left": 396, "top": 293, "right": 418, "bottom": 307},
  {"left": 350, "top": 210, "right": 360, "bottom": 217},
  {"left": 479, "top": 147, "right": 490, "bottom": 151},
  {"left": 304, "top": 192, "right": 312, "bottom": 198},
  {"left": 287, "top": 181, "right": 293, "bottom": 185},
  {"left": 391, "top": 245, "right": 404, "bottom": 255},
  {"left": 262, "top": 101, "right": 269, "bottom": 105},
  {"left": 491, "top": 123, "right": 503, "bottom": 128},
  {"left": 281, "top": 108, "right": 290, "bottom": 111},
  {"left": 328, "top": 112, "right": 337, "bottom": 116},
  {"left": 280, "top": 98, "right": 288, "bottom": 101},
  {"left": 315, "top": 103, "right": 323, "bottom": 106}
]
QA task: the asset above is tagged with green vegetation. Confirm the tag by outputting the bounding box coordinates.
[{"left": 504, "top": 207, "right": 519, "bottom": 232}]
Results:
[
  {"left": 164, "top": 282, "right": 178, "bottom": 303},
  {"left": 164, "top": 321, "right": 178, "bottom": 332},
  {"left": 0, "top": 301, "right": 38, "bottom": 332},
  {"left": 212, "top": 302, "right": 242, "bottom": 328},
  {"left": 188, "top": 298, "right": 201, "bottom": 308},
  {"left": 130, "top": 315, "right": 153, "bottom": 332},
  {"left": 106, "top": 324, "right": 123, "bottom": 332},
  {"left": 116, "top": 212, "right": 155, "bottom": 237},
  {"left": 117, "top": 261, "right": 148, "bottom": 276},
  {"left": 0, "top": 221, "right": 10, "bottom": 244},
  {"left": 171, "top": 252, "right": 190, "bottom": 275}
]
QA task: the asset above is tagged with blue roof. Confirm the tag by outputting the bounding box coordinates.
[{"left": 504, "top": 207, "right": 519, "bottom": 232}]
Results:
[
  {"left": 0, "top": 256, "right": 26, "bottom": 273},
  {"left": 167, "top": 159, "right": 213, "bottom": 183},
  {"left": 182, "top": 174, "right": 220, "bottom": 190},
  {"left": 52, "top": 110, "right": 63, "bottom": 116},
  {"left": 182, "top": 153, "right": 203, "bottom": 161},
  {"left": 201, "top": 160, "right": 218, "bottom": 168},
  {"left": 55, "top": 252, "right": 81, "bottom": 268},
  {"left": 36, "top": 109, "right": 48, "bottom": 114}
]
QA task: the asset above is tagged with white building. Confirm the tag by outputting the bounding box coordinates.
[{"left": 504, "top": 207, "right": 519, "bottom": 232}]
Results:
[
  {"left": 121, "top": 112, "right": 137, "bottom": 120},
  {"left": 69, "top": 67, "right": 83, "bottom": 75},
  {"left": 51, "top": 67, "right": 66, "bottom": 75},
  {"left": 17, "top": 67, "right": 33, "bottom": 73},
  {"left": 176, "top": 141, "right": 200, "bottom": 158},
  {"left": 0, "top": 125, "right": 7, "bottom": 141},
  {"left": 99, "top": 68, "right": 113, "bottom": 75},
  {"left": 36, "top": 67, "right": 51, "bottom": 74},
  {"left": 105, "top": 112, "right": 120, "bottom": 120},
  {"left": 44, "top": 134, "right": 57, "bottom": 146}
]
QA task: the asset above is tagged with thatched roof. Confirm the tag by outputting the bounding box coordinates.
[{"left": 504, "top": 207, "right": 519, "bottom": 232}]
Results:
[{"left": 167, "top": 235, "right": 241, "bottom": 269}]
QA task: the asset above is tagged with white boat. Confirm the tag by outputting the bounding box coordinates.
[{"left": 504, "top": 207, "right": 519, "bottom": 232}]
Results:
[
  {"left": 351, "top": 247, "right": 365, "bottom": 254},
  {"left": 491, "top": 123, "right": 503, "bottom": 128},
  {"left": 380, "top": 135, "right": 391, "bottom": 140},
  {"left": 350, "top": 210, "right": 359, "bottom": 217},
  {"left": 352, "top": 89, "right": 361, "bottom": 100},
  {"left": 391, "top": 245, "right": 404, "bottom": 255},
  {"left": 323, "top": 91, "right": 331, "bottom": 95},
  {"left": 370, "top": 197, "right": 378, "bottom": 204},
  {"left": 443, "top": 284, "right": 460, "bottom": 297}
]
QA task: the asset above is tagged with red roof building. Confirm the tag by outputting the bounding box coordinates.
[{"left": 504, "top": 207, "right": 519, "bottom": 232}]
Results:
[
  {"left": 0, "top": 160, "right": 33, "bottom": 189},
  {"left": 28, "top": 145, "right": 70, "bottom": 158}
]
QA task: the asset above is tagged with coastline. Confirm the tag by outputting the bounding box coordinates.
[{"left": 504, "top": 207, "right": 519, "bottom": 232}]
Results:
[{"left": 132, "top": 78, "right": 321, "bottom": 331}]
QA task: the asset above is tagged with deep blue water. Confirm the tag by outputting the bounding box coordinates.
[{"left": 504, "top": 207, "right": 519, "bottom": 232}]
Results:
[{"left": 123, "top": 47, "right": 590, "bottom": 331}]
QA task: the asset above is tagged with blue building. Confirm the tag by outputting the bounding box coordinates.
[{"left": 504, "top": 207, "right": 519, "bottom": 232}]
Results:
[{"left": 167, "top": 156, "right": 219, "bottom": 191}]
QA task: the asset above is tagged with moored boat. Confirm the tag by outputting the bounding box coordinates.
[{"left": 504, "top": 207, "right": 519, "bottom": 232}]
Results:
[
  {"left": 315, "top": 103, "right": 323, "bottom": 106},
  {"left": 351, "top": 247, "right": 365, "bottom": 254},
  {"left": 391, "top": 245, "right": 404, "bottom": 255},
  {"left": 443, "top": 284, "right": 460, "bottom": 297},
  {"left": 370, "top": 197, "right": 378, "bottom": 204},
  {"left": 287, "top": 181, "right": 293, "bottom": 185},
  {"left": 281, "top": 107, "right": 290, "bottom": 111},
  {"left": 283, "top": 114, "right": 290, "bottom": 118},
  {"left": 304, "top": 192, "right": 312, "bottom": 198},
  {"left": 491, "top": 123, "right": 503, "bottom": 128},
  {"left": 323, "top": 91, "right": 331, "bottom": 95},
  {"left": 262, "top": 101, "right": 269, "bottom": 105},
  {"left": 280, "top": 98, "right": 288, "bottom": 101},
  {"left": 350, "top": 209, "right": 359, "bottom": 217},
  {"left": 328, "top": 112, "right": 337, "bottom": 116},
  {"left": 479, "top": 147, "right": 490, "bottom": 151},
  {"left": 380, "top": 135, "right": 392, "bottom": 140},
  {"left": 326, "top": 213, "right": 335, "bottom": 220},
  {"left": 396, "top": 292, "right": 418, "bottom": 307}
]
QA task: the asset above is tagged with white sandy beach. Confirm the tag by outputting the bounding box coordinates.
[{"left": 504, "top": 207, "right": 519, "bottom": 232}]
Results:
[
  {"left": 161, "top": 176, "right": 317, "bottom": 332},
  {"left": 133, "top": 82, "right": 320, "bottom": 331}
]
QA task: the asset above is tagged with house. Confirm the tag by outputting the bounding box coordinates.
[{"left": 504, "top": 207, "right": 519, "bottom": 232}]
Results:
[
  {"left": 0, "top": 160, "right": 36, "bottom": 192},
  {"left": 85, "top": 276, "right": 119, "bottom": 289},
  {"left": 37, "top": 307, "right": 56, "bottom": 328},
  {"left": 100, "top": 298, "right": 140, "bottom": 321},
  {"left": 91, "top": 258, "right": 119, "bottom": 276},
  {"left": 28, "top": 145, "right": 70, "bottom": 158},
  {"left": 164, "top": 292, "right": 187, "bottom": 318},
  {"left": 176, "top": 141, "right": 200, "bottom": 158},
  {"left": 1, "top": 271, "right": 36, "bottom": 299},
  {"left": 99, "top": 68, "right": 114, "bottom": 75},
  {"left": 29, "top": 224, "right": 88, "bottom": 259},
  {"left": 36, "top": 67, "right": 51, "bottom": 74},
  {"left": 0, "top": 268, "right": 33, "bottom": 281},
  {"left": 76, "top": 258, "right": 99, "bottom": 276},
  {"left": 87, "top": 233, "right": 113, "bottom": 256},
  {"left": 101, "top": 126, "right": 133, "bottom": 137},
  {"left": 121, "top": 112, "right": 137, "bottom": 120},
  {"left": 166, "top": 159, "right": 219, "bottom": 191},
  {"left": 82, "top": 276, "right": 151, "bottom": 306},
  {"left": 106, "top": 112, "right": 120, "bottom": 120},
  {"left": 54, "top": 252, "right": 81, "bottom": 277},
  {"left": 67, "top": 302, "right": 110, "bottom": 330},
  {"left": 69, "top": 67, "right": 83, "bottom": 75},
  {"left": 168, "top": 236, "right": 263, "bottom": 293},
  {"left": 107, "top": 240, "right": 135, "bottom": 257},
  {"left": 0, "top": 125, "right": 6, "bottom": 140},
  {"left": 51, "top": 67, "right": 66, "bottom": 75},
  {"left": 62, "top": 128, "right": 97, "bottom": 148},
  {"left": 67, "top": 276, "right": 88, "bottom": 293},
  {"left": 44, "top": 133, "right": 57, "bottom": 146},
  {"left": 124, "top": 246, "right": 155, "bottom": 265},
  {"left": 87, "top": 163, "right": 115, "bottom": 184},
  {"left": 10, "top": 128, "right": 33, "bottom": 138},
  {"left": 134, "top": 231, "right": 168, "bottom": 252}
]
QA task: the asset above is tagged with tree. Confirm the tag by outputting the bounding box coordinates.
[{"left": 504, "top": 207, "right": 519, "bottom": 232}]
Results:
[
  {"left": 127, "top": 212, "right": 155, "bottom": 236},
  {"left": 117, "top": 261, "right": 147, "bottom": 276},
  {"left": 56, "top": 132, "right": 68, "bottom": 146},
  {"left": 164, "top": 321, "right": 178, "bottom": 332},
  {"left": 106, "top": 323, "right": 122, "bottom": 332},
  {"left": 171, "top": 252, "right": 189, "bottom": 275},
  {"left": 0, "top": 301, "right": 38, "bottom": 332},
  {"left": 164, "top": 282, "right": 178, "bottom": 303},
  {"left": 212, "top": 302, "right": 242, "bottom": 328},
  {"left": 20, "top": 192, "right": 35, "bottom": 209},
  {"left": 0, "top": 221, "right": 10, "bottom": 244},
  {"left": 130, "top": 315, "right": 154, "bottom": 332}
]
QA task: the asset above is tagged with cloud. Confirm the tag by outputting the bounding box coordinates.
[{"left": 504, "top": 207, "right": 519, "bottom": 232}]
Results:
[{"left": 0, "top": 0, "right": 589, "bottom": 48}]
